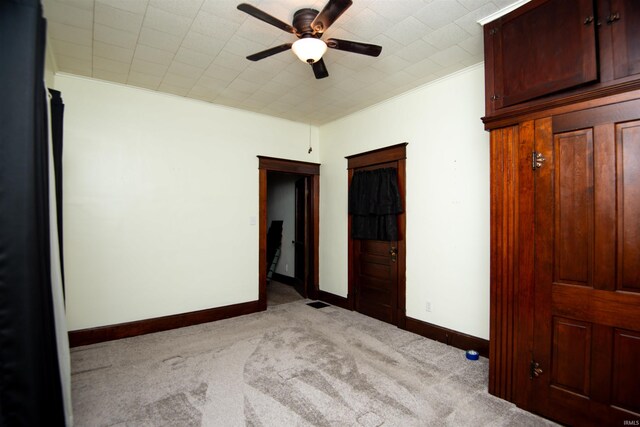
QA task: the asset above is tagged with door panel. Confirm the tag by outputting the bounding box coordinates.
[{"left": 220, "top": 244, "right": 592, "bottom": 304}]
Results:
[
  {"left": 533, "top": 118, "right": 640, "bottom": 425},
  {"left": 612, "top": 329, "right": 640, "bottom": 413},
  {"left": 618, "top": 122, "right": 640, "bottom": 292},
  {"left": 361, "top": 260, "right": 390, "bottom": 279},
  {"left": 550, "top": 317, "right": 592, "bottom": 396},
  {"left": 554, "top": 130, "right": 594, "bottom": 286}
]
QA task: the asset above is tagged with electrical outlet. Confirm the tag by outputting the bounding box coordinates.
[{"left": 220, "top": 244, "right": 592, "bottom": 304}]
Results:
[{"left": 425, "top": 301, "right": 432, "bottom": 313}]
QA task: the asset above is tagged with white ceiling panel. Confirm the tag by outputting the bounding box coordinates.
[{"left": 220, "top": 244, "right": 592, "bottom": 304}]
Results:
[
  {"left": 143, "top": 6, "right": 193, "bottom": 37},
  {"left": 93, "top": 56, "right": 130, "bottom": 74},
  {"left": 55, "top": 0, "right": 94, "bottom": 10},
  {"left": 48, "top": 21, "right": 93, "bottom": 46},
  {"left": 149, "top": 0, "right": 204, "bottom": 19},
  {"left": 131, "top": 58, "right": 169, "bottom": 77},
  {"left": 396, "top": 39, "right": 438, "bottom": 63},
  {"left": 424, "top": 23, "right": 471, "bottom": 50},
  {"left": 94, "top": 2, "right": 144, "bottom": 34},
  {"left": 162, "top": 73, "right": 199, "bottom": 89},
  {"left": 127, "top": 70, "right": 163, "bottom": 89},
  {"left": 93, "top": 68, "right": 128, "bottom": 83},
  {"left": 43, "top": 0, "right": 516, "bottom": 125},
  {"left": 93, "top": 41, "right": 134, "bottom": 63},
  {"left": 455, "top": 2, "right": 499, "bottom": 35},
  {"left": 416, "top": 0, "right": 469, "bottom": 29},
  {"left": 51, "top": 39, "right": 92, "bottom": 61},
  {"left": 97, "top": 0, "right": 149, "bottom": 14},
  {"left": 55, "top": 54, "right": 92, "bottom": 76},
  {"left": 430, "top": 45, "right": 471, "bottom": 67},
  {"left": 180, "top": 31, "right": 226, "bottom": 57},
  {"left": 167, "top": 62, "right": 205, "bottom": 79},
  {"left": 137, "top": 26, "right": 183, "bottom": 52},
  {"left": 173, "top": 47, "right": 216, "bottom": 69},
  {"left": 133, "top": 44, "right": 175, "bottom": 66},
  {"left": 44, "top": 0, "right": 93, "bottom": 28},
  {"left": 94, "top": 23, "right": 139, "bottom": 49}
]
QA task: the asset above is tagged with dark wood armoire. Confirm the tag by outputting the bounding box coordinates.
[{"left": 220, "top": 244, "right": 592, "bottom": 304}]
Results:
[{"left": 483, "top": 0, "right": 640, "bottom": 425}]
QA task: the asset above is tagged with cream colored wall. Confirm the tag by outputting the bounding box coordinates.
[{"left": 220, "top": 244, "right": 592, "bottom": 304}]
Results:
[
  {"left": 318, "top": 64, "right": 490, "bottom": 339},
  {"left": 55, "top": 74, "right": 319, "bottom": 331}
]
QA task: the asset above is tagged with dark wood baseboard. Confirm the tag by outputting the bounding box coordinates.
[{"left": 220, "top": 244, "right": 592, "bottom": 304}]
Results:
[
  {"left": 69, "top": 300, "right": 262, "bottom": 347},
  {"left": 404, "top": 317, "right": 490, "bottom": 358},
  {"left": 271, "top": 273, "right": 298, "bottom": 287},
  {"left": 316, "top": 290, "right": 350, "bottom": 310}
]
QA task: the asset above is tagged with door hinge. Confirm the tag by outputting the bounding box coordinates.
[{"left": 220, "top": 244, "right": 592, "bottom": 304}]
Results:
[
  {"left": 532, "top": 151, "right": 546, "bottom": 170},
  {"left": 530, "top": 360, "right": 543, "bottom": 379}
]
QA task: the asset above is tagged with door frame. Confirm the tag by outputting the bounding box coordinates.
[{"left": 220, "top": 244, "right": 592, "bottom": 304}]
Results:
[
  {"left": 346, "top": 143, "right": 407, "bottom": 328},
  {"left": 258, "top": 156, "right": 320, "bottom": 311}
]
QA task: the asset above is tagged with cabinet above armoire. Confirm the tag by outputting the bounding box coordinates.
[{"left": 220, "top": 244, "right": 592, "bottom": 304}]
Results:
[{"left": 483, "top": 0, "right": 640, "bottom": 124}]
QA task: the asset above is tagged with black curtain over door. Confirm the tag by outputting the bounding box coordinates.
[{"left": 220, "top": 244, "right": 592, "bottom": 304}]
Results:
[
  {"left": 49, "top": 88, "right": 65, "bottom": 295},
  {"left": 0, "top": 0, "right": 66, "bottom": 425},
  {"left": 348, "top": 168, "right": 403, "bottom": 241}
]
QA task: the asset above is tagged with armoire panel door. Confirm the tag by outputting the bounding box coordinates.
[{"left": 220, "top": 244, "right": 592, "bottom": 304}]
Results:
[
  {"left": 490, "top": 0, "right": 597, "bottom": 108},
  {"left": 532, "top": 118, "right": 640, "bottom": 426},
  {"left": 610, "top": 0, "right": 640, "bottom": 80}
]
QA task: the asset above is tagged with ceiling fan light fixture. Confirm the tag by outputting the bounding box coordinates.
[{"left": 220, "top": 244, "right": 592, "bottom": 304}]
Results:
[{"left": 292, "top": 38, "right": 327, "bottom": 64}]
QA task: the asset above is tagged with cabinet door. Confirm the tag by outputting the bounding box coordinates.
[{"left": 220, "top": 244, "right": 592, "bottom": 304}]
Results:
[
  {"left": 609, "top": 0, "right": 640, "bottom": 79},
  {"left": 486, "top": 0, "right": 598, "bottom": 109}
]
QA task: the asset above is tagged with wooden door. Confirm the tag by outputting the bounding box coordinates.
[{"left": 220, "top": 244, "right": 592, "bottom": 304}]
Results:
[
  {"left": 531, "top": 113, "right": 640, "bottom": 425},
  {"left": 294, "top": 177, "right": 306, "bottom": 297},
  {"left": 347, "top": 144, "right": 406, "bottom": 327}
]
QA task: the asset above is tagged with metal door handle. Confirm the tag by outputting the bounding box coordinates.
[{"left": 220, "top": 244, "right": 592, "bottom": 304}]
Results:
[
  {"left": 607, "top": 12, "right": 620, "bottom": 24},
  {"left": 389, "top": 247, "right": 397, "bottom": 262}
]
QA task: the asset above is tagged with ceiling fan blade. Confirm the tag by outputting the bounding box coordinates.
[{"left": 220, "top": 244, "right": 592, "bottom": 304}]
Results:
[
  {"left": 326, "top": 38, "right": 382, "bottom": 57},
  {"left": 311, "top": 58, "right": 329, "bottom": 79},
  {"left": 310, "top": 0, "right": 352, "bottom": 34},
  {"left": 237, "top": 3, "right": 295, "bottom": 34},
  {"left": 247, "top": 43, "right": 292, "bottom": 61}
]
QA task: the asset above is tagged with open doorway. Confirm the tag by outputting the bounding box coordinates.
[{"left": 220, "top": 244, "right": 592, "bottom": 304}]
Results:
[
  {"left": 258, "top": 157, "right": 320, "bottom": 310},
  {"left": 266, "top": 172, "right": 305, "bottom": 306}
]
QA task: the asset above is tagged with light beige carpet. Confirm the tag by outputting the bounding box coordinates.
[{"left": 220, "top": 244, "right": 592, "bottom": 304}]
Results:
[
  {"left": 267, "top": 280, "right": 303, "bottom": 306},
  {"left": 70, "top": 301, "right": 557, "bottom": 426}
]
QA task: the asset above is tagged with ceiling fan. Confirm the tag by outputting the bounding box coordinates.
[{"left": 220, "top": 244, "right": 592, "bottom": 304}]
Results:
[{"left": 237, "top": 0, "right": 382, "bottom": 79}]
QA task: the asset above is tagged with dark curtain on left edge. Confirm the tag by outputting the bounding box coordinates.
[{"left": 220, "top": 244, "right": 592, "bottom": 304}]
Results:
[
  {"left": 49, "top": 88, "right": 65, "bottom": 295},
  {"left": 0, "top": 1, "right": 66, "bottom": 425}
]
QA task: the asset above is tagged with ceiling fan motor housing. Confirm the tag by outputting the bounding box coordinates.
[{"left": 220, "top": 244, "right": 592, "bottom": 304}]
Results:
[{"left": 293, "top": 8, "right": 320, "bottom": 36}]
